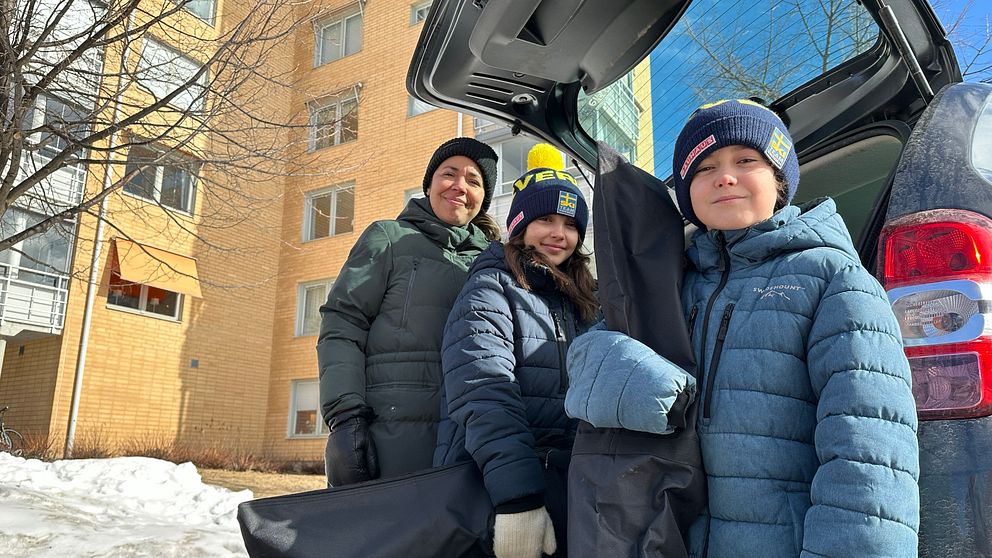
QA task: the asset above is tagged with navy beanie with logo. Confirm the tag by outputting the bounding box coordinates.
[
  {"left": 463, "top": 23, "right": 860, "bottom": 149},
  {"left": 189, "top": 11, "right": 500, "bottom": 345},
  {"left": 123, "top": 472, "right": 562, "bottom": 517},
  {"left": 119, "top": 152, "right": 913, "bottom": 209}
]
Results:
[
  {"left": 506, "top": 166, "right": 588, "bottom": 242},
  {"left": 422, "top": 137, "right": 499, "bottom": 213},
  {"left": 672, "top": 99, "right": 800, "bottom": 228}
]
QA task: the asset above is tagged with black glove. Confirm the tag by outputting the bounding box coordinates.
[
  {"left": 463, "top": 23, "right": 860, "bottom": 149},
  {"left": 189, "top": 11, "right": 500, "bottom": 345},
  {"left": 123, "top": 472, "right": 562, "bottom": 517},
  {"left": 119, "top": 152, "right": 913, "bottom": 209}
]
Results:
[{"left": 325, "top": 406, "right": 380, "bottom": 486}]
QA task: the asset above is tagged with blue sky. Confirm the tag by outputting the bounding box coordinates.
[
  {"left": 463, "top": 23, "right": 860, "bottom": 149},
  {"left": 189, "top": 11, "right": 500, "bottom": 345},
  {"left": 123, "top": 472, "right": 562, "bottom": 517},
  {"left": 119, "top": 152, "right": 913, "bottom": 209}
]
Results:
[{"left": 934, "top": 0, "right": 991, "bottom": 81}]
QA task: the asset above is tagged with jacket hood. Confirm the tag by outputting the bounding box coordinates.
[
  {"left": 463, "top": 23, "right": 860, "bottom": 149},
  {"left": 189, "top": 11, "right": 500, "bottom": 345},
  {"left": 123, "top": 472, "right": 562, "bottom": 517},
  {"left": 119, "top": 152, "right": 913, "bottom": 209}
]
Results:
[
  {"left": 469, "top": 241, "right": 510, "bottom": 274},
  {"left": 399, "top": 197, "right": 490, "bottom": 252},
  {"left": 687, "top": 197, "right": 858, "bottom": 272}
]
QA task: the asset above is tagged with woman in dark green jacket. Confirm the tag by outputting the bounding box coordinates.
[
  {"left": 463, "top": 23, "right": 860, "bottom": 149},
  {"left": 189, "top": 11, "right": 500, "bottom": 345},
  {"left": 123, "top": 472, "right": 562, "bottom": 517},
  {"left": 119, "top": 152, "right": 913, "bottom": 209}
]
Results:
[{"left": 317, "top": 137, "right": 500, "bottom": 486}]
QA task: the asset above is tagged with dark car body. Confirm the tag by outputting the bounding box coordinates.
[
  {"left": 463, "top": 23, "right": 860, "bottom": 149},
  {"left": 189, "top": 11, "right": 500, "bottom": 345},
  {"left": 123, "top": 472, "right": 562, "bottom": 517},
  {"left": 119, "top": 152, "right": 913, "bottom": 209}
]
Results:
[{"left": 409, "top": 0, "right": 992, "bottom": 555}]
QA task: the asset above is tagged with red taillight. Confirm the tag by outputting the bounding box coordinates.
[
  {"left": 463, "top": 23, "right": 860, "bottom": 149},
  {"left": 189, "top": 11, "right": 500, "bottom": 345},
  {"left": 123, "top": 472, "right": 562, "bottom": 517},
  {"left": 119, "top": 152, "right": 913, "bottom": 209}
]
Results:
[
  {"left": 879, "top": 209, "right": 992, "bottom": 420},
  {"left": 882, "top": 219, "right": 992, "bottom": 288}
]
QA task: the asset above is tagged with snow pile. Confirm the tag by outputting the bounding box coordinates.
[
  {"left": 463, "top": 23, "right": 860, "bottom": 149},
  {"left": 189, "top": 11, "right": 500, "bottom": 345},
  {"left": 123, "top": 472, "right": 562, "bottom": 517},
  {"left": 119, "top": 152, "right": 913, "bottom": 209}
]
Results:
[{"left": 0, "top": 453, "right": 253, "bottom": 557}]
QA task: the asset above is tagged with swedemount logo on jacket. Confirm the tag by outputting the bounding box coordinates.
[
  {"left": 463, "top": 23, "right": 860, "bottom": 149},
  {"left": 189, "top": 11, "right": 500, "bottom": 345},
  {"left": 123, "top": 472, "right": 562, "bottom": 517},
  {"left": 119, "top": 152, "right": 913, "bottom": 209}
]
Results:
[{"left": 752, "top": 283, "right": 805, "bottom": 301}]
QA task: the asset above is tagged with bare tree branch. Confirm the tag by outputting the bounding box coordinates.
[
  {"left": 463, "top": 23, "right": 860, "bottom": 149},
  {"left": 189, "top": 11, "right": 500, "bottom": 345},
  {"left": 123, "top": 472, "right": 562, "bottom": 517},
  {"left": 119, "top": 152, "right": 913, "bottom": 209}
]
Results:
[
  {"left": 685, "top": 0, "right": 895, "bottom": 101},
  {"left": 923, "top": 0, "right": 990, "bottom": 83},
  {"left": 2, "top": 0, "right": 363, "bottom": 287}
]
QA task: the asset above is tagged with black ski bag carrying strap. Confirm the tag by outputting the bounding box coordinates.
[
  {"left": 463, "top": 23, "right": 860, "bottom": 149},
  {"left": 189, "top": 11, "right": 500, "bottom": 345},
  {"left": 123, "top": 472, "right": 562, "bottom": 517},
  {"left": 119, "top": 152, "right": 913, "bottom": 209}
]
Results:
[{"left": 567, "top": 142, "right": 707, "bottom": 558}]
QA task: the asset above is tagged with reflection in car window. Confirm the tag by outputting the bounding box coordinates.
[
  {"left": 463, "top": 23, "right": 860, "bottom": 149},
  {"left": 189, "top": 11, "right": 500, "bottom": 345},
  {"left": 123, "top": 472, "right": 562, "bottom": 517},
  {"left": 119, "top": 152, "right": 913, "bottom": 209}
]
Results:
[
  {"left": 973, "top": 98, "right": 992, "bottom": 182},
  {"left": 578, "top": 0, "right": 879, "bottom": 180}
]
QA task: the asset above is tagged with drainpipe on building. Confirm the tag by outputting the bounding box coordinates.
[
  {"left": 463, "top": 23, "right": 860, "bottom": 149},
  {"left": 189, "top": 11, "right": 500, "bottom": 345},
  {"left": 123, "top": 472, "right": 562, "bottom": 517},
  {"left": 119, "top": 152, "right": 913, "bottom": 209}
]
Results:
[
  {"left": 457, "top": 111, "right": 463, "bottom": 137},
  {"left": 65, "top": 12, "right": 136, "bottom": 458}
]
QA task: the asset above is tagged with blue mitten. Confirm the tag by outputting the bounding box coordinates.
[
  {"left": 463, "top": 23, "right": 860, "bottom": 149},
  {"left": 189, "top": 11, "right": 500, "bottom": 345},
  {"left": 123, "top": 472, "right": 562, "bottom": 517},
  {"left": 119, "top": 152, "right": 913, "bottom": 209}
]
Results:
[{"left": 565, "top": 329, "right": 696, "bottom": 434}]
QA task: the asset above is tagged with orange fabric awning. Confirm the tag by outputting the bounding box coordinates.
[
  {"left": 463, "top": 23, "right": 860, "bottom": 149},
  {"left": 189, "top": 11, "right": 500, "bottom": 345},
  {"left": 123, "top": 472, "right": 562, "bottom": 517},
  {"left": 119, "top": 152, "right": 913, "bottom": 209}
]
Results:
[{"left": 113, "top": 239, "right": 202, "bottom": 298}]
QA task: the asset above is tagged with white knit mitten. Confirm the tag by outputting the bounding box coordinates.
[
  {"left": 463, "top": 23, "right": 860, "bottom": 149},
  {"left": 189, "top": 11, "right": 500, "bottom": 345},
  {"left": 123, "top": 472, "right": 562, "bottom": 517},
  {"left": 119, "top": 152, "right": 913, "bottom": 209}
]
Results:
[{"left": 492, "top": 506, "right": 556, "bottom": 558}]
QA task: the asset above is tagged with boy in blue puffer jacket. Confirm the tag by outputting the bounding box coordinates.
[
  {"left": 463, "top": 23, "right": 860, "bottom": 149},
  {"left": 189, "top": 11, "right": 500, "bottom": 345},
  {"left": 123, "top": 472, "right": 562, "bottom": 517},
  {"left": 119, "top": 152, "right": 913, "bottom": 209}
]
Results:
[{"left": 566, "top": 99, "right": 920, "bottom": 557}]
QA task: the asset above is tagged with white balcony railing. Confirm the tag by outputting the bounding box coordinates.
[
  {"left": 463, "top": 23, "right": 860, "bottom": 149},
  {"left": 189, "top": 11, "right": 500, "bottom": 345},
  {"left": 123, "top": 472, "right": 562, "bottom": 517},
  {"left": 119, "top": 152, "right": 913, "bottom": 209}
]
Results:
[
  {"left": 0, "top": 263, "right": 69, "bottom": 335},
  {"left": 17, "top": 154, "right": 87, "bottom": 213}
]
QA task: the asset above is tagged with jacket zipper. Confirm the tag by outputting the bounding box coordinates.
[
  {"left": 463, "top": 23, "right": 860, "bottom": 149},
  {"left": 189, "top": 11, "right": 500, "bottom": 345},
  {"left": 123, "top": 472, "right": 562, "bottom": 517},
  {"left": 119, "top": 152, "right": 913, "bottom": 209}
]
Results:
[
  {"left": 702, "top": 304, "right": 734, "bottom": 419},
  {"left": 552, "top": 308, "right": 568, "bottom": 393},
  {"left": 401, "top": 258, "right": 419, "bottom": 325},
  {"left": 687, "top": 304, "right": 699, "bottom": 342},
  {"left": 697, "top": 232, "right": 730, "bottom": 380},
  {"left": 697, "top": 232, "right": 731, "bottom": 383}
]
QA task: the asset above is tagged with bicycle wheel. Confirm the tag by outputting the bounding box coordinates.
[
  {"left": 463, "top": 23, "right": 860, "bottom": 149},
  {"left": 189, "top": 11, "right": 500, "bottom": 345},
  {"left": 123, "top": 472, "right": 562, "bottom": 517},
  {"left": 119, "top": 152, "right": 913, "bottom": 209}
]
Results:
[{"left": 2, "top": 428, "right": 23, "bottom": 456}]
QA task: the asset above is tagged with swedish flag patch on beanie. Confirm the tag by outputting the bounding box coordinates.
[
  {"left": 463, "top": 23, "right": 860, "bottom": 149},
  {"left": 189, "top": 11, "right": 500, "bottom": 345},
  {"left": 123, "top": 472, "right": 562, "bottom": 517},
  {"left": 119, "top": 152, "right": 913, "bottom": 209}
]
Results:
[
  {"left": 672, "top": 99, "right": 800, "bottom": 228},
  {"left": 505, "top": 144, "right": 588, "bottom": 240}
]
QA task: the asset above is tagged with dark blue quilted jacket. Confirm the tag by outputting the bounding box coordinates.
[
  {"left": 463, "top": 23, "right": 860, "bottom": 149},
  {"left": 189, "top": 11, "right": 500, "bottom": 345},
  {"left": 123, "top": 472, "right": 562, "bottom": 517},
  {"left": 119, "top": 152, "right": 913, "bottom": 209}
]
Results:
[
  {"left": 434, "top": 241, "right": 581, "bottom": 506},
  {"left": 683, "top": 198, "right": 920, "bottom": 558}
]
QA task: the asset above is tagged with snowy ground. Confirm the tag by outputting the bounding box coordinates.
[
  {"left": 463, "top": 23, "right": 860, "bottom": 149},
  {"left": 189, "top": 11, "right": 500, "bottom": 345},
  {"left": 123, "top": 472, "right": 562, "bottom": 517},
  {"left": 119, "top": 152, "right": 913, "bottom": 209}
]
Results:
[{"left": 0, "top": 453, "right": 252, "bottom": 557}]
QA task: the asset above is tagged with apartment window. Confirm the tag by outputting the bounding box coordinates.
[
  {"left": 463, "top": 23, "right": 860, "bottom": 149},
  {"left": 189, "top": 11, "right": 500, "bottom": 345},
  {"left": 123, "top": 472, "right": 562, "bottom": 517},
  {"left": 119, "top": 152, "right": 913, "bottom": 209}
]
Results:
[
  {"left": 38, "top": 97, "right": 81, "bottom": 159},
  {"left": 22, "top": 95, "right": 87, "bottom": 161},
  {"left": 494, "top": 137, "right": 537, "bottom": 196},
  {"left": 289, "top": 380, "right": 327, "bottom": 437},
  {"left": 411, "top": 2, "right": 431, "bottom": 24},
  {"left": 408, "top": 95, "right": 437, "bottom": 117},
  {"left": 0, "top": 208, "right": 72, "bottom": 286},
  {"left": 137, "top": 37, "right": 207, "bottom": 111},
  {"left": 106, "top": 239, "right": 201, "bottom": 320},
  {"left": 297, "top": 280, "right": 333, "bottom": 336},
  {"left": 177, "top": 0, "right": 215, "bottom": 23},
  {"left": 123, "top": 145, "right": 198, "bottom": 213},
  {"left": 304, "top": 183, "right": 355, "bottom": 240},
  {"left": 309, "top": 91, "right": 359, "bottom": 150},
  {"left": 404, "top": 187, "right": 425, "bottom": 203},
  {"left": 108, "top": 270, "right": 183, "bottom": 319},
  {"left": 314, "top": 7, "right": 363, "bottom": 66},
  {"left": 494, "top": 136, "right": 573, "bottom": 196}
]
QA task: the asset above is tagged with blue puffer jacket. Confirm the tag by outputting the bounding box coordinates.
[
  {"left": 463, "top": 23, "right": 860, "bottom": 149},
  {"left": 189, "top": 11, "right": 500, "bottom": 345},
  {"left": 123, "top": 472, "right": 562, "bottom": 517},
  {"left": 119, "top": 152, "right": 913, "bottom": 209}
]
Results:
[
  {"left": 434, "top": 241, "right": 581, "bottom": 507},
  {"left": 683, "top": 198, "right": 919, "bottom": 557}
]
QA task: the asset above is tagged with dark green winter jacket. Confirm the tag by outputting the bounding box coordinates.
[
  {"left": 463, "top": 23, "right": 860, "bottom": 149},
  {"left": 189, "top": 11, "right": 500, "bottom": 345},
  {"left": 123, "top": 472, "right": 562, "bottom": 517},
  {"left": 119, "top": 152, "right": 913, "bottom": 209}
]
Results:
[{"left": 317, "top": 197, "right": 491, "bottom": 479}]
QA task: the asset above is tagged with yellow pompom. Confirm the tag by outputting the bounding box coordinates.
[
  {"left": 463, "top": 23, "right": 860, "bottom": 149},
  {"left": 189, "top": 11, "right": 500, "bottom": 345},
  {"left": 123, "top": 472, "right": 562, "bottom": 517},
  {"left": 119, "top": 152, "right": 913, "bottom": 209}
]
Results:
[{"left": 527, "top": 143, "right": 564, "bottom": 172}]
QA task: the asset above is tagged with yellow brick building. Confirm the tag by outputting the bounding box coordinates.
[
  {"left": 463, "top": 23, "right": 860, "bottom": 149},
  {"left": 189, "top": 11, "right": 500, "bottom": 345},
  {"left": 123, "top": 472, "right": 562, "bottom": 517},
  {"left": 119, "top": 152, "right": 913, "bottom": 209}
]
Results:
[{"left": 0, "top": 0, "right": 650, "bottom": 465}]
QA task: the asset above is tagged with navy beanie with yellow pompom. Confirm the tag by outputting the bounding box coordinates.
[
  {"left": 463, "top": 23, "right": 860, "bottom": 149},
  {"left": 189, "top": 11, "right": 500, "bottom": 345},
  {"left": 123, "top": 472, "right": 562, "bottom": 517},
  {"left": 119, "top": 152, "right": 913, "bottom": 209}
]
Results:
[
  {"left": 672, "top": 99, "right": 800, "bottom": 228},
  {"left": 506, "top": 144, "right": 588, "bottom": 241}
]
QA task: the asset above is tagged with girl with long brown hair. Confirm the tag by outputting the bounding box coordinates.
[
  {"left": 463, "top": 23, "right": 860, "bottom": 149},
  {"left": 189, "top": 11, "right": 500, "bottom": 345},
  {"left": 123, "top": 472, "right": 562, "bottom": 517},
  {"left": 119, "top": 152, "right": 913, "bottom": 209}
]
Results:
[{"left": 434, "top": 144, "right": 597, "bottom": 558}]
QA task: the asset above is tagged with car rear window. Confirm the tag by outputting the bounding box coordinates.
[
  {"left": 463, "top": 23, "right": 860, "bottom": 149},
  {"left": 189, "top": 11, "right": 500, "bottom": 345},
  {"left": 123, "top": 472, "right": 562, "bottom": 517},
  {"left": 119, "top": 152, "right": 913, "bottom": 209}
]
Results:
[
  {"left": 974, "top": 97, "right": 992, "bottom": 182},
  {"left": 578, "top": 0, "right": 880, "bottom": 179}
]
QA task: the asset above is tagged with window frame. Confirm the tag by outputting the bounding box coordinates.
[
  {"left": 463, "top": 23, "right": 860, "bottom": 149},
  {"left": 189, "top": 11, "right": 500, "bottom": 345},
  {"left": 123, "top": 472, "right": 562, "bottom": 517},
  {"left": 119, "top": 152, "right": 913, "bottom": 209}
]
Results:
[
  {"left": 303, "top": 182, "right": 356, "bottom": 241},
  {"left": 24, "top": 94, "right": 89, "bottom": 161},
  {"left": 296, "top": 279, "right": 334, "bottom": 337},
  {"left": 288, "top": 379, "right": 327, "bottom": 438},
  {"left": 407, "top": 94, "right": 438, "bottom": 117},
  {"left": 122, "top": 144, "right": 199, "bottom": 214},
  {"left": 410, "top": 1, "right": 431, "bottom": 25},
  {"left": 176, "top": 0, "right": 216, "bottom": 24},
  {"left": 308, "top": 90, "right": 359, "bottom": 150},
  {"left": 0, "top": 207, "right": 73, "bottom": 286},
  {"left": 137, "top": 37, "right": 208, "bottom": 112},
  {"left": 313, "top": 7, "right": 364, "bottom": 67},
  {"left": 492, "top": 136, "right": 570, "bottom": 197},
  {"left": 107, "top": 268, "right": 184, "bottom": 321},
  {"left": 403, "top": 186, "right": 425, "bottom": 204}
]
